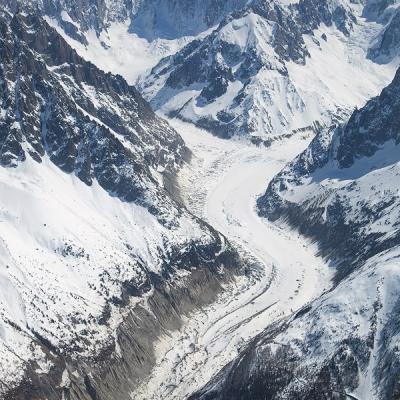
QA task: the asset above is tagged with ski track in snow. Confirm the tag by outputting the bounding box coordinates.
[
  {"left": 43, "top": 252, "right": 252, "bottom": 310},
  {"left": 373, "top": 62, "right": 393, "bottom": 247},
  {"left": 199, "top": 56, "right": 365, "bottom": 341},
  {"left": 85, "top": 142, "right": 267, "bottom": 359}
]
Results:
[{"left": 131, "top": 119, "right": 333, "bottom": 400}]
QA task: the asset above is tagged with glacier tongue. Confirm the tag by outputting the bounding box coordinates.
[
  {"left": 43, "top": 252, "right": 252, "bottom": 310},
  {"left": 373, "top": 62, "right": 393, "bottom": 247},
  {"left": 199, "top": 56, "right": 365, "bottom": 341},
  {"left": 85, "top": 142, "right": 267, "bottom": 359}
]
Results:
[
  {"left": 131, "top": 118, "right": 333, "bottom": 400},
  {"left": 2, "top": 0, "right": 400, "bottom": 398},
  {"left": 191, "top": 67, "right": 400, "bottom": 400}
]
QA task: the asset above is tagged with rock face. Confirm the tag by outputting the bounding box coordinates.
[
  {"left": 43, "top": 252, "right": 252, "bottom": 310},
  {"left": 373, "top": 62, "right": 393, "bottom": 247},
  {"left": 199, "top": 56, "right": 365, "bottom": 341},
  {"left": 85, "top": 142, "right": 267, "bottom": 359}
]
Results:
[
  {"left": 258, "top": 67, "right": 400, "bottom": 279},
  {"left": 2, "top": 0, "right": 250, "bottom": 42},
  {"left": 9, "top": 0, "right": 397, "bottom": 144},
  {"left": 5, "top": 0, "right": 398, "bottom": 145},
  {"left": 2, "top": 0, "right": 130, "bottom": 35},
  {"left": 191, "top": 68, "right": 400, "bottom": 400},
  {"left": 367, "top": 0, "right": 400, "bottom": 63},
  {"left": 2, "top": 0, "right": 400, "bottom": 398},
  {"left": 0, "top": 9, "right": 186, "bottom": 206},
  {"left": 130, "top": 0, "right": 250, "bottom": 40},
  {"left": 0, "top": 9, "right": 244, "bottom": 400},
  {"left": 1, "top": 0, "right": 253, "bottom": 86},
  {"left": 140, "top": 0, "right": 397, "bottom": 142}
]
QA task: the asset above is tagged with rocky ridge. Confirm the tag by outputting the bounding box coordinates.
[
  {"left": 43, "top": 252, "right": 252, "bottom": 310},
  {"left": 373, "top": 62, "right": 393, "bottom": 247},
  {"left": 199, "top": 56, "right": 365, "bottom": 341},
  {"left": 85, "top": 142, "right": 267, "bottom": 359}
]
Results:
[
  {"left": 0, "top": 8, "right": 245, "bottom": 400},
  {"left": 140, "top": 0, "right": 398, "bottom": 143}
]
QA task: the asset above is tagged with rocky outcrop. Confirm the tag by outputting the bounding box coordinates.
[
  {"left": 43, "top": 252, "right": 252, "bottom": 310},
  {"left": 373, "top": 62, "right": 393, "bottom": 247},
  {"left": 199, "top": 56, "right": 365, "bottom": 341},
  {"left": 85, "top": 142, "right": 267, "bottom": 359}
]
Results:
[
  {"left": 368, "top": 6, "right": 400, "bottom": 63},
  {"left": 0, "top": 10, "right": 186, "bottom": 208},
  {"left": 2, "top": 0, "right": 251, "bottom": 43},
  {"left": 139, "top": 0, "right": 393, "bottom": 142},
  {"left": 139, "top": 1, "right": 311, "bottom": 140},
  {"left": 258, "top": 67, "right": 400, "bottom": 280},
  {"left": 0, "top": 8, "right": 247, "bottom": 399},
  {"left": 130, "top": 0, "right": 250, "bottom": 40},
  {"left": 2, "top": 0, "right": 130, "bottom": 35}
]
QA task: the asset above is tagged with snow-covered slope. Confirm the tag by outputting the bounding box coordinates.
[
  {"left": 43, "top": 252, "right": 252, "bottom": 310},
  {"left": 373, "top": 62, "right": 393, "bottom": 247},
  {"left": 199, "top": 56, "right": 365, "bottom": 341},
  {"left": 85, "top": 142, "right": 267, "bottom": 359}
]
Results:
[
  {"left": 190, "top": 67, "right": 400, "bottom": 400},
  {"left": 8, "top": 0, "right": 399, "bottom": 125},
  {"left": 0, "top": 10, "right": 186, "bottom": 205},
  {"left": 140, "top": 0, "right": 398, "bottom": 143},
  {"left": 3, "top": 0, "right": 400, "bottom": 399},
  {"left": 258, "top": 66, "right": 400, "bottom": 279},
  {"left": 130, "top": 0, "right": 250, "bottom": 40},
  {"left": 4, "top": 0, "right": 248, "bottom": 40},
  {"left": 0, "top": 9, "right": 244, "bottom": 400},
  {"left": 3, "top": 0, "right": 249, "bottom": 84},
  {"left": 192, "top": 247, "right": 400, "bottom": 399},
  {"left": 367, "top": 1, "right": 400, "bottom": 63},
  {"left": 44, "top": 16, "right": 213, "bottom": 85}
]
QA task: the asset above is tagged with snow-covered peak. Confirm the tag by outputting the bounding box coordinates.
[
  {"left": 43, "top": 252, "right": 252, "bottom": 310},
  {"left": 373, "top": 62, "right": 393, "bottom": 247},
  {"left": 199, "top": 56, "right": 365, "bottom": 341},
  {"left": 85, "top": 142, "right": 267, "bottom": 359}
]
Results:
[
  {"left": 140, "top": 0, "right": 398, "bottom": 143},
  {"left": 219, "top": 13, "right": 265, "bottom": 52},
  {"left": 3, "top": 0, "right": 251, "bottom": 41},
  {"left": 0, "top": 9, "right": 244, "bottom": 398}
]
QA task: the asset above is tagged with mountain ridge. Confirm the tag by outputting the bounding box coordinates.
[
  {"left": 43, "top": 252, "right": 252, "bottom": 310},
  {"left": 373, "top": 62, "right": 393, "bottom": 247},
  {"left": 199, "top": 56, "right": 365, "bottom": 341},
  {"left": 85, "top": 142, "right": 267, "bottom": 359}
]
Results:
[
  {"left": 1, "top": 0, "right": 400, "bottom": 399},
  {"left": 0, "top": 8, "right": 246, "bottom": 399},
  {"left": 140, "top": 0, "right": 398, "bottom": 143}
]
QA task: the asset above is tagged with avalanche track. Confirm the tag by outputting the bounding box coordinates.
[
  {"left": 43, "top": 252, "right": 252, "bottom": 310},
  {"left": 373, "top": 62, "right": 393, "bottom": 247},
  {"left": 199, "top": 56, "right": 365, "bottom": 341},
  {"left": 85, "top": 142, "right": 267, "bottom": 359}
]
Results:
[{"left": 132, "top": 120, "right": 333, "bottom": 400}]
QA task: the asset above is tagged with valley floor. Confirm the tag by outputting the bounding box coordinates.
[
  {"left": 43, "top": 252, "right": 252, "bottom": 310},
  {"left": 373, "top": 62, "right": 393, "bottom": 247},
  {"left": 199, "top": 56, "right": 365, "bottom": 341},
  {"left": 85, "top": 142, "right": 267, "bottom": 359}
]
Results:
[{"left": 131, "top": 120, "right": 333, "bottom": 399}]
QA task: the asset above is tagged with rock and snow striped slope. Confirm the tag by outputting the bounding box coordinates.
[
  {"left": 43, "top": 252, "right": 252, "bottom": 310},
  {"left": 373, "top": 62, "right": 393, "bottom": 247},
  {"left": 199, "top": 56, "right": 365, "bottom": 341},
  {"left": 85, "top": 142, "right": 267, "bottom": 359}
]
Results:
[{"left": 0, "top": 9, "right": 242, "bottom": 399}]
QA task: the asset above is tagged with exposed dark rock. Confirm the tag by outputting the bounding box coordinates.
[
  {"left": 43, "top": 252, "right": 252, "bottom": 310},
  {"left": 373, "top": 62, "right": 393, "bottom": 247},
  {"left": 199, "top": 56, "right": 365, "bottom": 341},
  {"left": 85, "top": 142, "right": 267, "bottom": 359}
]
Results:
[
  {"left": 0, "top": 8, "right": 248, "bottom": 399},
  {"left": 129, "top": 0, "right": 250, "bottom": 40},
  {"left": 0, "top": 9, "right": 187, "bottom": 214},
  {"left": 368, "top": 8, "right": 400, "bottom": 63},
  {"left": 258, "top": 67, "right": 400, "bottom": 282},
  {"left": 6, "top": 258, "right": 241, "bottom": 400},
  {"left": 140, "top": 0, "right": 359, "bottom": 140}
]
